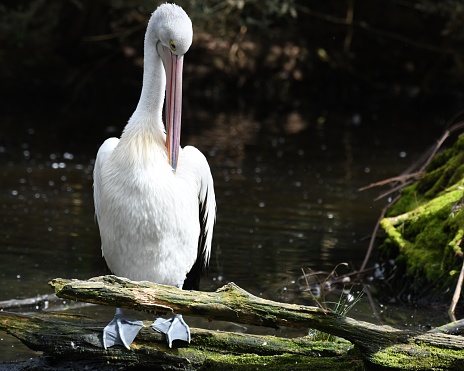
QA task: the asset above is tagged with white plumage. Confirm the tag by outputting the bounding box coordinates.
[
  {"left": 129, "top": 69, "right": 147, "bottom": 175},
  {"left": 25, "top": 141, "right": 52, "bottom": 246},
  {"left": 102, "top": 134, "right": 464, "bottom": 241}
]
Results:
[
  {"left": 94, "top": 132, "right": 215, "bottom": 285},
  {"left": 92, "top": 3, "right": 216, "bottom": 349}
]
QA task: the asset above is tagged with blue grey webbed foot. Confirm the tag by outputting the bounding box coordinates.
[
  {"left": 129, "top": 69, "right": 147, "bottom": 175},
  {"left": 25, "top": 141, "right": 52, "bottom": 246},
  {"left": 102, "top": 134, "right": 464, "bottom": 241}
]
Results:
[
  {"left": 103, "top": 308, "right": 144, "bottom": 349},
  {"left": 151, "top": 314, "right": 191, "bottom": 348}
]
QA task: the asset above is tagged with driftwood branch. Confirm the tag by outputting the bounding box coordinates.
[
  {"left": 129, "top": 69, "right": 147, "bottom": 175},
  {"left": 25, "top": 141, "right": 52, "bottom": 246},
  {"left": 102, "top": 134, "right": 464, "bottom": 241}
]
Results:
[
  {"left": 42, "top": 275, "right": 464, "bottom": 370},
  {"left": 49, "top": 276, "right": 407, "bottom": 351},
  {"left": 2, "top": 275, "right": 464, "bottom": 370},
  {"left": 0, "top": 311, "right": 357, "bottom": 370}
]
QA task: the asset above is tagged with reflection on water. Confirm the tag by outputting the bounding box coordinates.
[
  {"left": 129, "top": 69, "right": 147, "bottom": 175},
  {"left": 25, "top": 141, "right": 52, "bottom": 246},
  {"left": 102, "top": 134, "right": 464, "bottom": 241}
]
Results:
[{"left": 0, "top": 107, "right": 451, "bottom": 361}]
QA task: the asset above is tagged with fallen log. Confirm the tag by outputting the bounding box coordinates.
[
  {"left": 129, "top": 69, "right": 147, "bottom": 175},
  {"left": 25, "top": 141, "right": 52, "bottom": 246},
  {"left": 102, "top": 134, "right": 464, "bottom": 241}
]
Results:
[
  {"left": 51, "top": 275, "right": 464, "bottom": 369},
  {"left": 0, "top": 311, "right": 359, "bottom": 370},
  {"left": 1, "top": 275, "right": 464, "bottom": 370}
]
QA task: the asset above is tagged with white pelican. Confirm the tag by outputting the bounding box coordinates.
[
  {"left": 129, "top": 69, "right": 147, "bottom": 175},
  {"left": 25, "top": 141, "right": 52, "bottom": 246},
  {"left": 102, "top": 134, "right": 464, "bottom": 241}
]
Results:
[{"left": 93, "top": 3, "right": 216, "bottom": 349}]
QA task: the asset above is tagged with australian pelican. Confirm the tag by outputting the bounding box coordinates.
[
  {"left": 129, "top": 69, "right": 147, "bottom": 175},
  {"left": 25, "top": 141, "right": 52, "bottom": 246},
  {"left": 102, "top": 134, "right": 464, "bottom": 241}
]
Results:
[{"left": 93, "top": 3, "right": 216, "bottom": 349}]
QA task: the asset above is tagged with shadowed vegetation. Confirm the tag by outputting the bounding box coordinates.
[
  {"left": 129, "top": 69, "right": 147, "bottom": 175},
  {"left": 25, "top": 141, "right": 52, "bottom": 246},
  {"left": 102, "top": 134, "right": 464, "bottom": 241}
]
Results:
[{"left": 1, "top": 0, "right": 464, "bottom": 112}]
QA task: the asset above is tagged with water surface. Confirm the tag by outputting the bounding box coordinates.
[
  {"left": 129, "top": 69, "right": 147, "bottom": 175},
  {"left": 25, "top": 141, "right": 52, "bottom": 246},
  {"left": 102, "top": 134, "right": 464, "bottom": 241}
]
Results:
[{"left": 0, "top": 105, "right": 452, "bottom": 361}]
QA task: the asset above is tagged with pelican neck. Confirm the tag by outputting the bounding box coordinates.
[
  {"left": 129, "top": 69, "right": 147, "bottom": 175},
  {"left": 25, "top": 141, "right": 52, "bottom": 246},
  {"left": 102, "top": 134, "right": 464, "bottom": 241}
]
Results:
[{"left": 133, "top": 33, "right": 166, "bottom": 121}]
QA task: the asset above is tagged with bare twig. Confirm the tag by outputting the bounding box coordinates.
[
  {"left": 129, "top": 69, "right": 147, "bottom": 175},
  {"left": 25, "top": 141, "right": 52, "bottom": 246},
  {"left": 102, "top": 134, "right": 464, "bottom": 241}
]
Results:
[
  {"left": 300, "top": 267, "right": 325, "bottom": 309},
  {"left": 360, "top": 194, "right": 401, "bottom": 272},
  {"left": 373, "top": 180, "right": 415, "bottom": 201},
  {"left": 448, "top": 257, "right": 464, "bottom": 322},
  {"left": 360, "top": 121, "right": 464, "bottom": 195},
  {"left": 358, "top": 172, "right": 423, "bottom": 192}
]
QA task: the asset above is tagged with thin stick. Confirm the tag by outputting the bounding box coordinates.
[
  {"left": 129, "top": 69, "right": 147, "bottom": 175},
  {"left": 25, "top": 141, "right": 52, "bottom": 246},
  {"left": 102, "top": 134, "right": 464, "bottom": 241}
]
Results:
[
  {"left": 358, "top": 172, "right": 423, "bottom": 192},
  {"left": 360, "top": 194, "right": 400, "bottom": 272},
  {"left": 448, "top": 257, "right": 464, "bottom": 322}
]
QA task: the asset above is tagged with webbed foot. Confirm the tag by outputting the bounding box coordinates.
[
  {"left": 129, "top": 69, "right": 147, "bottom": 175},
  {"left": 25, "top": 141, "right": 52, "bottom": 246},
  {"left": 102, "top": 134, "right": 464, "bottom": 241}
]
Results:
[
  {"left": 103, "top": 308, "right": 144, "bottom": 349},
  {"left": 151, "top": 314, "right": 191, "bottom": 348}
]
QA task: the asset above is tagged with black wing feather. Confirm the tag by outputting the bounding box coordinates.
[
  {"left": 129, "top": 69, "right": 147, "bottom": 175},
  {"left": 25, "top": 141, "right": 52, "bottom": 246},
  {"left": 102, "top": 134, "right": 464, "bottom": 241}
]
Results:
[{"left": 182, "top": 190, "right": 209, "bottom": 290}]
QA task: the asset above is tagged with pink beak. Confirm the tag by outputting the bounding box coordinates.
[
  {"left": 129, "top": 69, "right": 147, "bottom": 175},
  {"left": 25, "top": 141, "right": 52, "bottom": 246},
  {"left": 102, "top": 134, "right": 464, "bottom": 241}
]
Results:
[{"left": 162, "top": 46, "right": 184, "bottom": 172}]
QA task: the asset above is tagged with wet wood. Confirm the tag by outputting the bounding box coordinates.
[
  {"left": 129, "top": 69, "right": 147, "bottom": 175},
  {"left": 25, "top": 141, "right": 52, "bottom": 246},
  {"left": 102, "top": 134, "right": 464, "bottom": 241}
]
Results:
[
  {"left": 0, "top": 311, "right": 360, "bottom": 370},
  {"left": 1, "top": 275, "right": 464, "bottom": 370},
  {"left": 46, "top": 275, "right": 464, "bottom": 369}
]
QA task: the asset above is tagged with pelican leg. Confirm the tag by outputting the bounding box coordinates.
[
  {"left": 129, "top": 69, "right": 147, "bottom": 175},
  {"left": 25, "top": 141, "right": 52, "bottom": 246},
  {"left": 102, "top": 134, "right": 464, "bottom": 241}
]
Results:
[
  {"left": 151, "top": 314, "right": 191, "bottom": 348},
  {"left": 103, "top": 308, "right": 144, "bottom": 349}
]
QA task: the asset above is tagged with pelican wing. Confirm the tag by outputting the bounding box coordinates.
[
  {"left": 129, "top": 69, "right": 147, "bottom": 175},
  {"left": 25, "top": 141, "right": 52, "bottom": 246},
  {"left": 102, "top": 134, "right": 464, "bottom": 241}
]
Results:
[
  {"left": 181, "top": 146, "right": 216, "bottom": 290},
  {"left": 93, "top": 137, "right": 119, "bottom": 224}
]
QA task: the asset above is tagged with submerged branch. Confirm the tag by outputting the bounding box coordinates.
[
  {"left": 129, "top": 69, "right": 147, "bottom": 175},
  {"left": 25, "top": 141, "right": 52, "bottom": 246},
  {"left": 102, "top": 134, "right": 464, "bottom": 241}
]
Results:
[{"left": 0, "top": 294, "right": 57, "bottom": 311}]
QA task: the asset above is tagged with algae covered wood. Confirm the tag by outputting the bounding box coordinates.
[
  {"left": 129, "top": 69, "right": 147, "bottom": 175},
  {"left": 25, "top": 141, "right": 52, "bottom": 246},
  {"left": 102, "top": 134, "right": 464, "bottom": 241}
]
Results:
[
  {"left": 46, "top": 275, "right": 464, "bottom": 370},
  {"left": 49, "top": 275, "right": 407, "bottom": 351},
  {"left": 0, "top": 311, "right": 361, "bottom": 370},
  {"left": 378, "top": 134, "right": 464, "bottom": 301}
]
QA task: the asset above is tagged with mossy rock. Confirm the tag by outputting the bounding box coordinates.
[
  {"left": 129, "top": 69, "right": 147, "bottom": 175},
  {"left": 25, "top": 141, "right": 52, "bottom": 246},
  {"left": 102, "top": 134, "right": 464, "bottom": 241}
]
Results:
[{"left": 377, "top": 135, "right": 464, "bottom": 302}]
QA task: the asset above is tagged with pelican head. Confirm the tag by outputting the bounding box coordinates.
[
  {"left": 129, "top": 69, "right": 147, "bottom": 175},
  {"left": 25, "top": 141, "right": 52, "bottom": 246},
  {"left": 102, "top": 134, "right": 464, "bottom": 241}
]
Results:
[
  {"left": 151, "top": 4, "right": 193, "bottom": 56},
  {"left": 149, "top": 4, "right": 193, "bottom": 171}
]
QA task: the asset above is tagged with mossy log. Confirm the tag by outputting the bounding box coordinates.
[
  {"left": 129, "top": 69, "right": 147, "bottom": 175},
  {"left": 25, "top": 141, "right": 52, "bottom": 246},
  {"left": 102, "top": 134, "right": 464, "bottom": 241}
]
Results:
[
  {"left": 378, "top": 135, "right": 464, "bottom": 301},
  {"left": 2, "top": 275, "right": 464, "bottom": 369},
  {"left": 7, "top": 275, "right": 464, "bottom": 370},
  {"left": 0, "top": 310, "right": 359, "bottom": 370}
]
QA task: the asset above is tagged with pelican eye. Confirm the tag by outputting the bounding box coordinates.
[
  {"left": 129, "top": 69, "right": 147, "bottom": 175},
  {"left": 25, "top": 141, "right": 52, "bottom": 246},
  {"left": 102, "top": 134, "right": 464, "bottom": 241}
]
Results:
[{"left": 169, "top": 40, "right": 176, "bottom": 51}]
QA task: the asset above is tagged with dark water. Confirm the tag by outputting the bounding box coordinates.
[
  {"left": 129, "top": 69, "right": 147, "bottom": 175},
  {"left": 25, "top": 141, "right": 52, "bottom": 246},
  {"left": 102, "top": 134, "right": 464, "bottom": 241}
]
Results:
[{"left": 0, "top": 105, "right": 453, "bottom": 361}]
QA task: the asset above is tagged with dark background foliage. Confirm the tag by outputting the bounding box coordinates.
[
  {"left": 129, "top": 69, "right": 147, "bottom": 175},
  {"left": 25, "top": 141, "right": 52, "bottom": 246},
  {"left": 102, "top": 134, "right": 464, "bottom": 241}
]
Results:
[{"left": 2, "top": 0, "right": 464, "bottom": 114}]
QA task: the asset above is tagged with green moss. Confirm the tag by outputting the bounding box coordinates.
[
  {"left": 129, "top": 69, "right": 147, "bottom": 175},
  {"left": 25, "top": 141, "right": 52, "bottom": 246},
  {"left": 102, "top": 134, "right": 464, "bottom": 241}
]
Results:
[
  {"left": 199, "top": 353, "right": 365, "bottom": 370},
  {"left": 385, "top": 183, "right": 420, "bottom": 217},
  {"left": 449, "top": 228, "right": 464, "bottom": 256},
  {"left": 369, "top": 342, "right": 464, "bottom": 370},
  {"left": 379, "top": 135, "right": 464, "bottom": 301}
]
